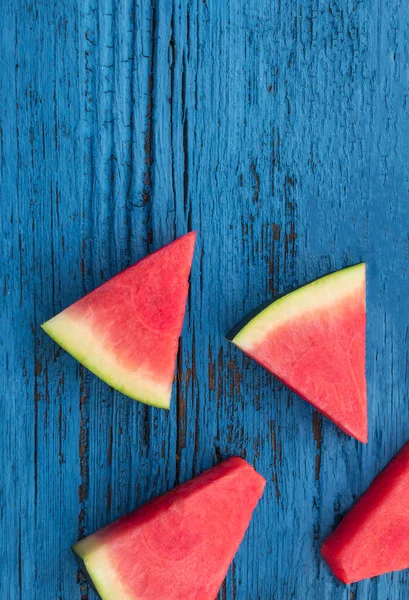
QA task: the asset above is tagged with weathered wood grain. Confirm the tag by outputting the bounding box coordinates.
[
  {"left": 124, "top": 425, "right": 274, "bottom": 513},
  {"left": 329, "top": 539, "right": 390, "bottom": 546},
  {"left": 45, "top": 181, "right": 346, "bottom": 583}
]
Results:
[{"left": 1, "top": 0, "right": 409, "bottom": 599}]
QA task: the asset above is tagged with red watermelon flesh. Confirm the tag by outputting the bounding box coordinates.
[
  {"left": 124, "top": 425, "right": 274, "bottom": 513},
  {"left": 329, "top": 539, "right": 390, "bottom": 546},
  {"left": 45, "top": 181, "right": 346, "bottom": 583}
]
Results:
[
  {"left": 42, "top": 232, "right": 196, "bottom": 408},
  {"left": 73, "top": 457, "right": 266, "bottom": 600},
  {"left": 228, "top": 264, "right": 367, "bottom": 442},
  {"left": 321, "top": 441, "right": 409, "bottom": 583}
]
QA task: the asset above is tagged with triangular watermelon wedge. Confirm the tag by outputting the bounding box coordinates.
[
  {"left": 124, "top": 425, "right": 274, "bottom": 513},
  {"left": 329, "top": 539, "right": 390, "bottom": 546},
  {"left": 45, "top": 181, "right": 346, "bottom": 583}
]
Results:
[
  {"left": 321, "top": 440, "right": 409, "bottom": 583},
  {"left": 73, "top": 457, "right": 266, "bottom": 599},
  {"left": 42, "top": 232, "right": 196, "bottom": 408},
  {"left": 227, "top": 264, "right": 367, "bottom": 442}
]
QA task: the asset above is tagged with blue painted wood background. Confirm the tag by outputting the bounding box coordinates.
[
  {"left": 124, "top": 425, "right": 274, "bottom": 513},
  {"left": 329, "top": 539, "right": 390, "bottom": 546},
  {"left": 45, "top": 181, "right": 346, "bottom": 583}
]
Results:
[{"left": 1, "top": 1, "right": 409, "bottom": 598}]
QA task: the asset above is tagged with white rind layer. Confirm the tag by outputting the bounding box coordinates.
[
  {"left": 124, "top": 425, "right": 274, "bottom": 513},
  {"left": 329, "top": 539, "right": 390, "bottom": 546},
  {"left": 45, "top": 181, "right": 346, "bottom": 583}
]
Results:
[
  {"left": 42, "top": 311, "right": 170, "bottom": 408},
  {"left": 233, "top": 264, "right": 365, "bottom": 351},
  {"left": 73, "top": 538, "right": 136, "bottom": 600}
]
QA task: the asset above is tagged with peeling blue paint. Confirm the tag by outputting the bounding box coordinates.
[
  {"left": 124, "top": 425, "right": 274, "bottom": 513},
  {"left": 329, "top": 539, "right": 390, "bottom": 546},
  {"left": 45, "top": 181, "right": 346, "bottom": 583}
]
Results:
[{"left": 1, "top": 0, "right": 409, "bottom": 598}]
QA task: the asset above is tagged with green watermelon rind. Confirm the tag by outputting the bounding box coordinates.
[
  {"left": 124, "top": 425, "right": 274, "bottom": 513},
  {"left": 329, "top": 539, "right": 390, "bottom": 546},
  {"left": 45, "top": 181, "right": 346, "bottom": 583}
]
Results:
[
  {"left": 41, "top": 315, "right": 171, "bottom": 409},
  {"left": 72, "top": 538, "right": 132, "bottom": 600},
  {"left": 228, "top": 263, "right": 365, "bottom": 349},
  {"left": 72, "top": 546, "right": 104, "bottom": 599}
]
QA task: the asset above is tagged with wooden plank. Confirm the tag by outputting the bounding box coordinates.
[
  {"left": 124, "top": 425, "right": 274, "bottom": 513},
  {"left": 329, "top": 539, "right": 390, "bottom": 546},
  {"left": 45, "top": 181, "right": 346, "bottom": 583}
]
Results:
[{"left": 1, "top": 0, "right": 409, "bottom": 599}]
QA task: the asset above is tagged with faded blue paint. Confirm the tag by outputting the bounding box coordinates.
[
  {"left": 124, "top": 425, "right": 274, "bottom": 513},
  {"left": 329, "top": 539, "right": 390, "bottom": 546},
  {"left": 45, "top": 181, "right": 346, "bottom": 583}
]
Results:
[{"left": 1, "top": 1, "right": 409, "bottom": 599}]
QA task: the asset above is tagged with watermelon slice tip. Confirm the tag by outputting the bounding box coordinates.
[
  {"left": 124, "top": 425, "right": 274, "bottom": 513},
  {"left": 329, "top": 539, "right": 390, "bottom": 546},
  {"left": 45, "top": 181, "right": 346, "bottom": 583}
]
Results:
[{"left": 321, "top": 440, "right": 409, "bottom": 583}]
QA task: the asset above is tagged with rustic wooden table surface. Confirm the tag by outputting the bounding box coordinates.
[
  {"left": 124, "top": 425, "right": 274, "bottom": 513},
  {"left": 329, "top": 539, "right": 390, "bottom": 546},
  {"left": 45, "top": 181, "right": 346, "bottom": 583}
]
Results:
[{"left": 1, "top": 1, "right": 409, "bottom": 599}]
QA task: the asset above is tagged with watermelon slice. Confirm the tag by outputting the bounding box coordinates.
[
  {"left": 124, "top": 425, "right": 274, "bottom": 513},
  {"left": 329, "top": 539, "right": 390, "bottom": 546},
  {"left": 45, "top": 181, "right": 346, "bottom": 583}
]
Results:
[
  {"left": 321, "top": 441, "right": 409, "bottom": 583},
  {"left": 73, "top": 457, "right": 266, "bottom": 599},
  {"left": 42, "top": 232, "right": 196, "bottom": 408},
  {"left": 227, "top": 264, "right": 367, "bottom": 442}
]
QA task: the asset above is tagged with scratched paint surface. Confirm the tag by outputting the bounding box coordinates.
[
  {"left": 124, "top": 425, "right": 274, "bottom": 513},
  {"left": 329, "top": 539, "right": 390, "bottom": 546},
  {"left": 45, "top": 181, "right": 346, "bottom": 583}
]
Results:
[{"left": 1, "top": 1, "right": 409, "bottom": 599}]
